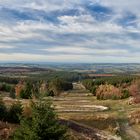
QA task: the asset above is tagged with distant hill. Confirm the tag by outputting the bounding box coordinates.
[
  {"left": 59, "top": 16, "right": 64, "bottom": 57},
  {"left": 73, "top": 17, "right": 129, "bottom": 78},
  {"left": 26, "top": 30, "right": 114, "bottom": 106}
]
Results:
[{"left": 0, "top": 63, "right": 140, "bottom": 74}]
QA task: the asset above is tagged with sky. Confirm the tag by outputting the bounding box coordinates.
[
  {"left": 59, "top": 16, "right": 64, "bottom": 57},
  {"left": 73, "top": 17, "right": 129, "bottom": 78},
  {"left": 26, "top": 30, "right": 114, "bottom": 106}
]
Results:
[{"left": 0, "top": 0, "right": 140, "bottom": 63}]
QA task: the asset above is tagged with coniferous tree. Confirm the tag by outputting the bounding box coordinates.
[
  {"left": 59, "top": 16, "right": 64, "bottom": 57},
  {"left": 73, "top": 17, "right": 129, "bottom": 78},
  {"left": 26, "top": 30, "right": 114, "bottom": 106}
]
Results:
[{"left": 13, "top": 99, "right": 67, "bottom": 140}]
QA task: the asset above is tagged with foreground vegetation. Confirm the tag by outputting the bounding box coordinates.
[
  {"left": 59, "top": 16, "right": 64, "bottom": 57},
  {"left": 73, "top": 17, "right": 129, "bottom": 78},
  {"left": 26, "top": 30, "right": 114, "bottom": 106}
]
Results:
[
  {"left": 13, "top": 99, "right": 67, "bottom": 140},
  {"left": 0, "top": 99, "right": 67, "bottom": 140}
]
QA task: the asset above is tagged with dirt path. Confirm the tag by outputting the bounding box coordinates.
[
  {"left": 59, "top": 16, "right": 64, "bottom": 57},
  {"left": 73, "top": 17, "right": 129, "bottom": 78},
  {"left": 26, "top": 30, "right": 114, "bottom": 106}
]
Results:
[
  {"left": 123, "top": 123, "right": 140, "bottom": 140},
  {"left": 56, "top": 83, "right": 121, "bottom": 140},
  {"left": 53, "top": 83, "right": 109, "bottom": 113},
  {"left": 73, "top": 82, "right": 86, "bottom": 90},
  {"left": 59, "top": 119, "right": 121, "bottom": 140}
]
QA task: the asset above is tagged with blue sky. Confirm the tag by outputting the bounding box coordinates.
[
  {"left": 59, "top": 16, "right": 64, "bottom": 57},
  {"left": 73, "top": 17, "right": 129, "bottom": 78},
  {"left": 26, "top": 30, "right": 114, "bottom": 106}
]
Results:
[{"left": 0, "top": 0, "right": 140, "bottom": 63}]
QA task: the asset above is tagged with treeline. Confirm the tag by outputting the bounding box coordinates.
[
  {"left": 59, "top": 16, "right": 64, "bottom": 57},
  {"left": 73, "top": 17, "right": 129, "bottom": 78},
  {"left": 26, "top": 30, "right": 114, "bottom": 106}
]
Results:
[
  {"left": 0, "top": 71, "right": 82, "bottom": 95},
  {"left": 15, "top": 78, "right": 73, "bottom": 99},
  {"left": 48, "top": 78, "right": 73, "bottom": 96},
  {"left": 29, "top": 71, "right": 87, "bottom": 82},
  {"left": 0, "top": 76, "right": 19, "bottom": 84},
  {"left": 82, "top": 76, "right": 137, "bottom": 100},
  {"left": 0, "top": 78, "right": 73, "bottom": 99},
  {"left": 85, "top": 76, "right": 135, "bottom": 87}
]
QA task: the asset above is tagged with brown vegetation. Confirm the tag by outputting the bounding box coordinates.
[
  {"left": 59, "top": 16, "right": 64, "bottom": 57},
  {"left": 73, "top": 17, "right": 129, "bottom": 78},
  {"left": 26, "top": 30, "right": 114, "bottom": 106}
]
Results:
[
  {"left": 0, "top": 121, "right": 17, "bottom": 140},
  {"left": 128, "top": 80, "right": 140, "bottom": 104},
  {"left": 15, "top": 81, "right": 25, "bottom": 97},
  {"left": 129, "top": 110, "right": 140, "bottom": 125},
  {"left": 96, "top": 84, "right": 122, "bottom": 100}
]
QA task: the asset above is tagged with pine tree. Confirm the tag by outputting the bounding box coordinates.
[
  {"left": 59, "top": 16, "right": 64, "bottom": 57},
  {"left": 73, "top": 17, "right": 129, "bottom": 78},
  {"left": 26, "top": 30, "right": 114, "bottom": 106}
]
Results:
[
  {"left": 7, "top": 101, "right": 23, "bottom": 123},
  {"left": 13, "top": 99, "right": 67, "bottom": 140}
]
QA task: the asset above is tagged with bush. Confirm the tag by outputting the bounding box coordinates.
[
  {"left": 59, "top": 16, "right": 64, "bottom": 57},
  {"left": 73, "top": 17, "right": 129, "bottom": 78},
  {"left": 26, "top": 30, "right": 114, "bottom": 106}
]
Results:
[
  {"left": 19, "top": 89, "right": 29, "bottom": 99},
  {"left": 0, "top": 99, "right": 23, "bottom": 123},
  {"left": 19, "top": 82, "right": 33, "bottom": 99},
  {"left": 129, "top": 80, "right": 140, "bottom": 97},
  {"left": 129, "top": 110, "right": 140, "bottom": 124},
  {"left": 0, "top": 83, "right": 13, "bottom": 92},
  {"left": 23, "top": 105, "right": 32, "bottom": 118},
  {"left": 82, "top": 79, "right": 93, "bottom": 90},
  {"left": 43, "top": 90, "right": 54, "bottom": 97},
  {"left": 121, "top": 90, "right": 130, "bottom": 99},
  {"left": 13, "top": 99, "right": 67, "bottom": 140},
  {"left": 7, "top": 102, "right": 23, "bottom": 123},
  {"left": 133, "top": 96, "right": 140, "bottom": 104},
  {"left": 23, "top": 82, "right": 33, "bottom": 99},
  {"left": 90, "top": 86, "right": 97, "bottom": 96},
  {"left": 96, "top": 84, "right": 122, "bottom": 100},
  {"left": 10, "top": 87, "right": 16, "bottom": 99},
  {"left": 0, "top": 98, "right": 7, "bottom": 120}
]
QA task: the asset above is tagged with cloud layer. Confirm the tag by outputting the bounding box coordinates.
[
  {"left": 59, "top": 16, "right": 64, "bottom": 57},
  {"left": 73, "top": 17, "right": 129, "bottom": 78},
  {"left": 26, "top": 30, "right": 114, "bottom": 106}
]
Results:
[{"left": 0, "top": 0, "right": 140, "bottom": 63}]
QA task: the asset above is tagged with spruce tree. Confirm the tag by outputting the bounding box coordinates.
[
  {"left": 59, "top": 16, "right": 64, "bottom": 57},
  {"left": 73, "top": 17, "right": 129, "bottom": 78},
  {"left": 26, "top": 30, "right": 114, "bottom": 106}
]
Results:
[{"left": 13, "top": 99, "right": 67, "bottom": 140}]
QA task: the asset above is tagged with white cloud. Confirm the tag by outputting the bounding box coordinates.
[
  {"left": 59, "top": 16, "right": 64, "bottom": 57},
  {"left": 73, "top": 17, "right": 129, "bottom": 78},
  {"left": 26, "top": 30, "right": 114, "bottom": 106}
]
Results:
[
  {"left": 100, "top": 0, "right": 140, "bottom": 14},
  {"left": 43, "top": 46, "right": 128, "bottom": 56},
  {"left": 0, "top": 52, "right": 140, "bottom": 63},
  {"left": 0, "top": 0, "right": 140, "bottom": 62},
  {"left": 0, "top": 0, "right": 84, "bottom": 12},
  {"left": 0, "top": 45, "right": 16, "bottom": 49},
  {"left": 58, "top": 15, "right": 123, "bottom": 34},
  {"left": 0, "top": 53, "right": 93, "bottom": 63}
]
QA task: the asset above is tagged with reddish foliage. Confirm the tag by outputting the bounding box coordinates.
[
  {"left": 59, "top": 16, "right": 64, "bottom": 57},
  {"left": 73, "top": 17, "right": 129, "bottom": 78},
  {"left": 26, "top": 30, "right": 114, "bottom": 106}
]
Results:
[
  {"left": 129, "top": 110, "right": 140, "bottom": 124},
  {"left": 128, "top": 84, "right": 139, "bottom": 97},
  {"left": 96, "top": 84, "right": 122, "bottom": 100},
  {"left": 133, "top": 95, "right": 140, "bottom": 104},
  {"left": 15, "top": 81, "right": 25, "bottom": 97},
  {"left": 128, "top": 80, "right": 140, "bottom": 104}
]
